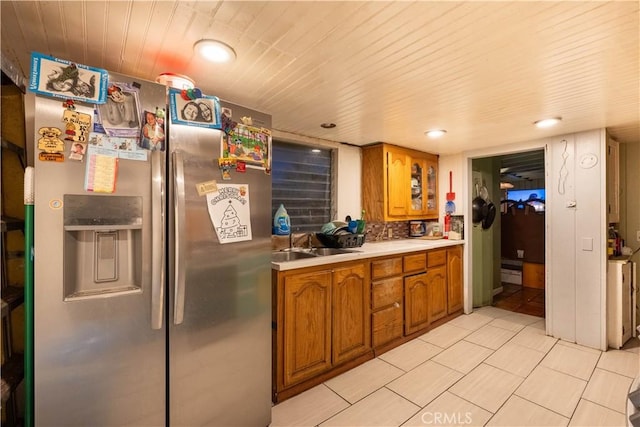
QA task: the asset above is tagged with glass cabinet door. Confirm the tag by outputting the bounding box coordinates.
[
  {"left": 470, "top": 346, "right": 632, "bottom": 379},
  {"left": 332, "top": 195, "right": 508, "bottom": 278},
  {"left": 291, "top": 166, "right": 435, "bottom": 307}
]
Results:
[
  {"left": 409, "top": 161, "right": 424, "bottom": 214},
  {"left": 426, "top": 162, "right": 437, "bottom": 216},
  {"left": 408, "top": 157, "right": 437, "bottom": 217}
]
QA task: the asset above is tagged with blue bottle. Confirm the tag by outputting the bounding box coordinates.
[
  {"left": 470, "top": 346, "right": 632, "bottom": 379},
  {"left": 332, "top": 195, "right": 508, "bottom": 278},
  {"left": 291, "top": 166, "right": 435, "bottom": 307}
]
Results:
[{"left": 273, "top": 204, "right": 291, "bottom": 235}]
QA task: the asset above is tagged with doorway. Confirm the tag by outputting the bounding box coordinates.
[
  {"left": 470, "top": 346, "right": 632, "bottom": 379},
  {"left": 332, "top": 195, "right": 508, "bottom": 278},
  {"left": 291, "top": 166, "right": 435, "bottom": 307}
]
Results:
[{"left": 471, "top": 149, "right": 546, "bottom": 318}]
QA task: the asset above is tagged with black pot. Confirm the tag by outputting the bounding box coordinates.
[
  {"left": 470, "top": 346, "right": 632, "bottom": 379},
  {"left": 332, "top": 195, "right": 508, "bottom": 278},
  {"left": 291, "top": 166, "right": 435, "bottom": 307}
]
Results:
[
  {"left": 472, "top": 196, "right": 487, "bottom": 224},
  {"left": 482, "top": 202, "right": 497, "bottom": 229}
]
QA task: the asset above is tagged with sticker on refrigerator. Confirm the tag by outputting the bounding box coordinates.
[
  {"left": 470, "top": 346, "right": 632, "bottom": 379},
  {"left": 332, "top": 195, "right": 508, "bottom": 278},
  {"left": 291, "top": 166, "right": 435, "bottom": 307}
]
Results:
[
  {"left": 62, "top": 109, "right": 91, "bottom": 143},
  {"left": 218, "top": 157, "right": 236, "bottom": 181},
  {"left": 68, "top": 142, "right": 86, "bottom": 161},
  {"left": 84, "top": 145, "right": 118, "bottom": 193},
  {"left": 196, "top": 180, "right": 218, "bottom": 196},
  {"left": 206, "top": 184, "right": 252, "bottom": 244},
  {"left": 221, "top": 122, "right": 271, "bottom": 171},
  {"left": 168, "top": 88, "right": 221, "bottom": 129},
  {"left": 95, "top": 83, "right": 141, "bottom": 138},
  {"left": 140, "top": 109, "right": 165, "bottom": 151},
  {"left": 88, "top": 132, "right": 147, "bottom": 161},
  {"left": 38, "top": 127, "right": 65, "bottom": 153},
  {"left": 28, "top": 52, "right": 108, "bottom": 104}
]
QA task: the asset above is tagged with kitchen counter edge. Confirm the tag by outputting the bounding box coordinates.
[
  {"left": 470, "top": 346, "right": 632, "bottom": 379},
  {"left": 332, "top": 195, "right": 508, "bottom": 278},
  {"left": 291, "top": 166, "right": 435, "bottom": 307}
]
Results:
[{"left": 272, "top": 239, "right": 465, "bottom": 271}]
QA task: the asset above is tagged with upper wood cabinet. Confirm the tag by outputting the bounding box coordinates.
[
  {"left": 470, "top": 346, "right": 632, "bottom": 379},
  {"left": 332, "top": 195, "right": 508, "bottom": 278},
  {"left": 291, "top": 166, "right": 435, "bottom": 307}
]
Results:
[{"left": 362, "top": 143, "right": 439, "bottom": 222}]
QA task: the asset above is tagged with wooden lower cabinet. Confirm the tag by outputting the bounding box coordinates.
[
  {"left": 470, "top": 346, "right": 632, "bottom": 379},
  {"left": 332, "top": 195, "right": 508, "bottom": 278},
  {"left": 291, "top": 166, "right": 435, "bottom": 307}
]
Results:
[
  {"left": 404, "top": 273, "right": 429, "bottom": 335},
  {"left": 282, "top": 270, "right": 332, "bottom": 387},
  {"left": 274, "top": 245, "right": 464, "bottom": 402},
  {"left": 275, "top": 261, "right": 372, "bottom": 401},
  {"left": 332, "top": 264, "right": 371, "bottom": 365},
  {"left": 447, "top": 245, "right": 463, "bottom": 313},
  {"left": 371, "top": 276, "right": 403, "bottom": 347},
  {"left": 372, "top": 304, "right": 403, "bottom": 347},
  {"left": 427, "top": 265, "right": 447, "bottom": 322}
]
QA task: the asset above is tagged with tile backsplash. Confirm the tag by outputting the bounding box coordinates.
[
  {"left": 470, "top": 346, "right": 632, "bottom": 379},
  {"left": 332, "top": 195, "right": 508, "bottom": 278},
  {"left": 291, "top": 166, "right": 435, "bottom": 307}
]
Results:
[{"left": 271, "top": 219, "right": 440, "bottom": 250}]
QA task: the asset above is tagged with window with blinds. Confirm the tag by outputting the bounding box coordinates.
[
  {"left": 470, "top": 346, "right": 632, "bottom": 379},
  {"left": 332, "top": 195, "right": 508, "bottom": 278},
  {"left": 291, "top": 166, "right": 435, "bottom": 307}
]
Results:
[{"left": 272, "top": 141, "right": 333, "bottom": 232}]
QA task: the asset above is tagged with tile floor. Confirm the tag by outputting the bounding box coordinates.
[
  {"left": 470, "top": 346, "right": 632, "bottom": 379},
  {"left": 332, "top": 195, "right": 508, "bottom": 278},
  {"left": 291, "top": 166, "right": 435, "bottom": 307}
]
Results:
[{"left": 271, "top": 307, "right": 640, "bottom": 426}]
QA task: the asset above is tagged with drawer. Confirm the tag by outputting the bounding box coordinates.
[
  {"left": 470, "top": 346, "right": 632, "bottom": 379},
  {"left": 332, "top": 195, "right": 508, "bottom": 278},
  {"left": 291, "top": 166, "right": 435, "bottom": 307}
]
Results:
[
  {"left": 371, "top": 257, "right": 403, "bottom": 280},
  {"left": 372, "top": 277, "right": 403, "bottom": 310},
  {"left": 372, "top": 304, "right": 403, "bottom": 347},
  {"left": 403, "top": 253, "right": 426, "bottom": 273},
  {"left": 427, "top": 249, "right": 446, "bottom": 267}
]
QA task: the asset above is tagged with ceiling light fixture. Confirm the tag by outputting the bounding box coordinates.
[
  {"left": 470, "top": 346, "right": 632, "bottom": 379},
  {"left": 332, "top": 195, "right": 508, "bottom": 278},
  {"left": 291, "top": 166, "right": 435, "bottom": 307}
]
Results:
[
  {"left": 155, "top": 72, "right": 195, "bottom": 89},
  {"left": 425, "top": 129, "right": 447, "bottom": 138},
  {"left": 194, "top": 39, "right": 237, "bottom": 63},
  {"left": 500, "top": 182, "right": 514, "bottom": 189},
  {"left": 320, "top": 123, "right": 336, "bottom": 129},
  {"left": 534, "top": 117, "right": 562, "bottom": 128}
]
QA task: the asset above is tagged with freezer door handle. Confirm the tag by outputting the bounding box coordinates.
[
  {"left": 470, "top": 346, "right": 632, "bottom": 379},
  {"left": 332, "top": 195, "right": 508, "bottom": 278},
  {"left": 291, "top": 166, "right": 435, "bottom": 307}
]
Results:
[
  {"left": 173, "top": 151, "right": 186, "bottom": 325},
  {"left": 151, "top": 150, "right": 165, "bottom": 330}
]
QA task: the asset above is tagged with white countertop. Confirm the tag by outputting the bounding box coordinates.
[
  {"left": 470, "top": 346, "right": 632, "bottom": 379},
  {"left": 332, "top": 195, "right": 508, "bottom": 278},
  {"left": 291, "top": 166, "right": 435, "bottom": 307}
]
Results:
[{"left": 272, "top": 238, "right": 464, "bottom": 271}]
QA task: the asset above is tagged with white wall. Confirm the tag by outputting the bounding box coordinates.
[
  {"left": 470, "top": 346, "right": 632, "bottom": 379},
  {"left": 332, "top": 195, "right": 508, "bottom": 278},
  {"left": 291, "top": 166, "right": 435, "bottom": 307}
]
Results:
[{"left": 335, "top": 144, "right": 362, "bottom": 222}]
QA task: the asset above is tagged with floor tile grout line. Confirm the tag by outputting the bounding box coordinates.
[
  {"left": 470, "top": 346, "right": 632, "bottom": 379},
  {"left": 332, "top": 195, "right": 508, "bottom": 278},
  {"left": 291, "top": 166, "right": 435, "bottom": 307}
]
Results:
[
  {"left": 595, "top": 365, "right": 639, "bottom": 379},
  {"left": 579, "top": 395, "right": 628, "bottom": 416},
  {"left": 382, "top": 385, "right": 428, "bottom": 426},
  {"left": 535, "top": 340, "right": 602, "bottom": 383}
]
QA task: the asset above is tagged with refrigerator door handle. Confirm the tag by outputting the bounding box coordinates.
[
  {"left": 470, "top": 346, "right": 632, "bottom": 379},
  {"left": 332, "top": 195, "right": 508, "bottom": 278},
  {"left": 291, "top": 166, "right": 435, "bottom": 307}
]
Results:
[
  {"left": 173, "top": 151, "right": 186, "bottom": 325},
  {"left": 151, "top": 150, "right": 165, "bottom": 330}
]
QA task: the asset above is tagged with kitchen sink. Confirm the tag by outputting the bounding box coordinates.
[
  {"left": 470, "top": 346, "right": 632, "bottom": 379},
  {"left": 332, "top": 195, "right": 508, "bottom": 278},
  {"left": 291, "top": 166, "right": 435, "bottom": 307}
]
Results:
[
  {"left": 311, "top": 248, "right": 354, "bottom": 256},
  {"left": 271, "top": 250, "right": 318, "bottom": 262},
  {"left": 272, "top": 247, "right": 360, "bottom": 262}
]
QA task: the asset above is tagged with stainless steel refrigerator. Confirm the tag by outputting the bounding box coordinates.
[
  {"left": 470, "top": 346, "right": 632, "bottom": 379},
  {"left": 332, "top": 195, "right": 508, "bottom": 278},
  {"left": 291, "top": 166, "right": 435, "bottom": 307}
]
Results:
[{"left": 30, "top": 72, "right": 272, "bottom": 426}]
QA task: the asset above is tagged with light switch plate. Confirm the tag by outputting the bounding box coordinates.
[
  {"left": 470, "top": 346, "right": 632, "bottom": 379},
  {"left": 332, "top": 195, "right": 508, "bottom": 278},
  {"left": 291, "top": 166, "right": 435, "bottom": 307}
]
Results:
[{"left": 581, "top": 237, "right": 593, "bottom": 251}]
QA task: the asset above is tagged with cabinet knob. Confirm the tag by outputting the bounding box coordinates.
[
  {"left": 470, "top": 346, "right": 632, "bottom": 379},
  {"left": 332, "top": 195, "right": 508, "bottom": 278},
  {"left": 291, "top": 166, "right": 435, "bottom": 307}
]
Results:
[{"left": 394, "top": 302, "right": 400, "bottom": 308}]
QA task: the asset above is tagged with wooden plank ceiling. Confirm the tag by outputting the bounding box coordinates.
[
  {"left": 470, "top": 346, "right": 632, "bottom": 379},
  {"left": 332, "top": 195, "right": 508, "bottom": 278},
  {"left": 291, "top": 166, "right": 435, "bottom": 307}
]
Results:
[{"left": 1, "top": 1, "right": 638, "bottom": 155}]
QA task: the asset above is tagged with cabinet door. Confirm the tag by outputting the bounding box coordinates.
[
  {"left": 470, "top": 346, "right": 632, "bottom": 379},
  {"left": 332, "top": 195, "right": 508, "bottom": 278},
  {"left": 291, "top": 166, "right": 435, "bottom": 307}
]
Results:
[
  {"left": 372, "top": 303, "right": 403, "bottom": 348},
  {"left": 386, "top": 149, "right": 409, "bottom": 217},
  {"left": 283, "top": 271, "right": 332, "bottom": 387},
  {"left": 427, "top": 266, "right": 447, "bottom": 322},
  {"left": 408, "top": 159, "right": 426, "bottom": 215},
  {"left": 332, "top": 264, "right": 371, "bottom": 365},
  {"left": 425, "top": 159, "right": 438, "bottom": 217},
  {"left": 404, "top": 273, "right": 429, "bottom": 335},
  {"left": 447, "top": 246, "right": 463, "bottom": 313}
]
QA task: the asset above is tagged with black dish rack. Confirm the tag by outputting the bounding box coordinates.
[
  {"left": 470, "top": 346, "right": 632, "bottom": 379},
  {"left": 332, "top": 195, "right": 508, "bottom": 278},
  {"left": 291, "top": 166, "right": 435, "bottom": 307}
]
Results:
[{"left": 315, "top": 232, "right": 366, "bottom": 248}]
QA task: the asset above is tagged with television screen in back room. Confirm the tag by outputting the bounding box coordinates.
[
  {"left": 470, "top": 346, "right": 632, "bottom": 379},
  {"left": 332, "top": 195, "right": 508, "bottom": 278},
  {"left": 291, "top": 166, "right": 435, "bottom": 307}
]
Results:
[
  {"left": 506, "top": 188, "right": 545, "bottom": 202},
  {"left": 505, "top": 188, "right": 546, "bottom": 212}
]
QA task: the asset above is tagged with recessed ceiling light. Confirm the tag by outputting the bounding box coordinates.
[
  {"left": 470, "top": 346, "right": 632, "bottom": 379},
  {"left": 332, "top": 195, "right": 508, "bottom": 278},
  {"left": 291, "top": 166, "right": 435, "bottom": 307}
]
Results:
[
  {"left": 534, "top": 117, "right": 562, "bottom": 128},
  {"left": 425, "top": 129, "right": 447, "bottom": 138},
  {"left": 311, "top": 149, "right": 321, "bottom": 153},
  {"left": 155, "top": 72, "right": 195, "bottom": 89},
  {"left": 194, "top": 39, "right": 236, "bottom": 63},
  {"left": 320, "top": 123, "right": 336, "bottom": 129}
]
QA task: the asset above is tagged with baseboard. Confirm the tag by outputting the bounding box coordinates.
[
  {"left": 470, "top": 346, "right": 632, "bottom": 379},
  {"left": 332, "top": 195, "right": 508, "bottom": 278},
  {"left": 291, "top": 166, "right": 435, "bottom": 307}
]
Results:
[{"left": 493, "top": 286, "right": 503, "bottom": 296}]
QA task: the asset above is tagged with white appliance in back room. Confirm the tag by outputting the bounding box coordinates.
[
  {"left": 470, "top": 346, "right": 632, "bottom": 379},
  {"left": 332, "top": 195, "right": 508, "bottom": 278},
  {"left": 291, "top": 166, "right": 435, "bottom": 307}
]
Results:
[{"left": 28, "top": 63, "right": 272, "bottom": 426}]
